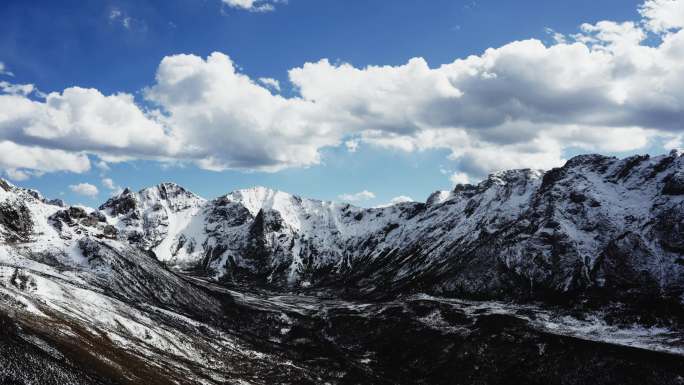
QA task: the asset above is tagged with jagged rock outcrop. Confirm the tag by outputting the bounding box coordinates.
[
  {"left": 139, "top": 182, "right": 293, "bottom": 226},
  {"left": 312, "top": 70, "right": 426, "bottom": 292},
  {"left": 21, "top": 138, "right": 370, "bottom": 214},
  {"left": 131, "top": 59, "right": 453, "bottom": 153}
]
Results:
[
  {"left": 98, "top": 183, "right": 207, "bottom": 266},
  {"left": 0, "top": 201, "right": 32, "bottom": 243}
]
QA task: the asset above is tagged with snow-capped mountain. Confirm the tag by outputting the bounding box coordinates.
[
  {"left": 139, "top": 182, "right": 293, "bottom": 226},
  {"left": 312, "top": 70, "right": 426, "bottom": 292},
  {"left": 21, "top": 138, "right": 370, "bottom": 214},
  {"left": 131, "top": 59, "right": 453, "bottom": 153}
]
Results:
[
  {"left": 95, "top": 151, "right": 684, "bottom": 305},
  {"left": 1, "top": 152, "right": 684, "bottom": 384},
  {"left": 99, "top": 183, "right": 208, "bottom": 268},
  {"left": 3, "top": 150, "right": 682, "bottom": 308}
]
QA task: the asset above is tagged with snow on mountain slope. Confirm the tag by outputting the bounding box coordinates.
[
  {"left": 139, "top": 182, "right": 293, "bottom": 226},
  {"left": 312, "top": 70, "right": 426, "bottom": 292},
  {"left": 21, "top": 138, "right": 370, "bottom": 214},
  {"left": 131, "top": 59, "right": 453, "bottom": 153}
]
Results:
[
  {"left": 0, "top": 179, "right": 315, "bottom": 384},
  {"left": 4, "top": 150, "right": 683, "bottom": 306},
  {"left": 0, "top": 179, "right": 219, "bottom": 314},
  {"left": 92, "top": 151, "right": 684, "bottom": 306},
  {"left": 99, "top": 183, "right": 208, "bottom": 268}
]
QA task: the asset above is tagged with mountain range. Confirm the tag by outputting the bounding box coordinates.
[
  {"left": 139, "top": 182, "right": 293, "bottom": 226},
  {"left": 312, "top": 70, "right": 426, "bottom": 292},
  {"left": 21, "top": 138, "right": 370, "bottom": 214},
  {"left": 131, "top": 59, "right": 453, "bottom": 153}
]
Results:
[
  {"left": 1, "top": 151, "right": 683, "bottom": 384},
  {"left": 98, "top": 150, "right": 684, "bottom": 303}
]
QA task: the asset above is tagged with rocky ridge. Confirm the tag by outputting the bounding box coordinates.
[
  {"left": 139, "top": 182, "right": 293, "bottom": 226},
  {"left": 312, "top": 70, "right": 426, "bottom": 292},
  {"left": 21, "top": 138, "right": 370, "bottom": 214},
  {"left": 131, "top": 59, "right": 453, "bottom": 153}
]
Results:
[{"left": 93, "top": 151, "right": 684, "bottom": 306}]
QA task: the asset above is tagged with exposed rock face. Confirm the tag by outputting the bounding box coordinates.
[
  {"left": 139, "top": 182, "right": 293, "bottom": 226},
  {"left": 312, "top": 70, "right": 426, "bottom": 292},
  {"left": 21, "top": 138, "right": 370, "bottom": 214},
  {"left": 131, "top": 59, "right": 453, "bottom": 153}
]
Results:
[
  {"left": 0, "top": 202, "right": 32, "bottom": 243},
  {"left": 664, "top": 171, "right": 684, "bottom": 195},
  {"left": 0, "top": 181, "right": 34, "bottom": 243}
]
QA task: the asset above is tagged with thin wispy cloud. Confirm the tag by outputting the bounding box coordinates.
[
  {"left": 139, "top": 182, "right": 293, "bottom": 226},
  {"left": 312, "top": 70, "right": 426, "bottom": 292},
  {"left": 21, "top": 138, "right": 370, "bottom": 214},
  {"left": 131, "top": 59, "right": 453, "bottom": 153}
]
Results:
[
  {"left": 0, "top": 81, "right": 35, "bottom": 96},
  {"left": 450, "top": 172, "right": 470, "bottom": 186},
  {"left": 389, "top": 196, "right": 413, "bottom": 205},
  {"left": 0, "top": 62, "right": 13, "bottom": 77},
  {"left": 345, "top": 139, "right": 360, "bottom": 153},
  {"left": 101, "top": 178, "right": 116, "bottom": 190},
  {"left": 109, "top": 7, "right": 144, "bottom": 31},
  {"left": 101, "top": 177, "right": 124, "bottom": 196},
  {"left": 258, "top": 77, "right": 281, "bottom": 91},
  {"left": 339, "top": 190, "right": 376, "bottom": 203},
  {"left": 222, "top": 0, "right": 284, "bottom": 12}
]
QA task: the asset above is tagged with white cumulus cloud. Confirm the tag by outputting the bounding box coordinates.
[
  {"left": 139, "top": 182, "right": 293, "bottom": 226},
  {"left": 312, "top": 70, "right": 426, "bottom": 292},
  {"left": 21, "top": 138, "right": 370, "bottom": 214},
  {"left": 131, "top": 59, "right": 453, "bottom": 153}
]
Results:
[
  {"left": 2, "top": 0, "right": 684, "bottom": 182},
  {"left": 0, "top": 87, "right": 173, "bottom": 174},
  {"left": 0, "top": 141, "right": 90, "bottom": 174},
  {"left": 145, "top": 52, "right": 340, "bottom": 172},
  {"left": 640, "top": 0, "right": 684, "bottom": 32},
  {"left": 69, "top": 183, "right": 99, "bottom": 197},
  {"left": 450, "top": 172, "right": 470, "bottom": 186}
]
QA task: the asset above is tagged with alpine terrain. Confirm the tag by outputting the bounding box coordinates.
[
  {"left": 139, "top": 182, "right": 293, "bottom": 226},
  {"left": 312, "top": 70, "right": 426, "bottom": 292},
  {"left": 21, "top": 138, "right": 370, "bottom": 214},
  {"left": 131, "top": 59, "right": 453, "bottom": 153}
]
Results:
[{"left": 1, "top": 151, "right": 684, "bottom": 384}]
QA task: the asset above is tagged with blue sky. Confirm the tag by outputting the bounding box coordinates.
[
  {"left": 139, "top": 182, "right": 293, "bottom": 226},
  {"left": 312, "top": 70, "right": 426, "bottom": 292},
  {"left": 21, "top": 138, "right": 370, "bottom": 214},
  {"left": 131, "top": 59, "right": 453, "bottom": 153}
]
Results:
[{"left": 1, "top": 0, "right": 682, "bottom": 206}]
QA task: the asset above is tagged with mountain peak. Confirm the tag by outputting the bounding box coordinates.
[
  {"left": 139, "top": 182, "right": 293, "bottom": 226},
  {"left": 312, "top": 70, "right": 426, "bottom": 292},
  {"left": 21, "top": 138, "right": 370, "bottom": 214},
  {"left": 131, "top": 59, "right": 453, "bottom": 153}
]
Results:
[
  {"left": 151, "top": 181, "right": 190, "bottom": 191},
  {"left": 100, "top": 182, "right": 205, "bottom": 215},
  {"left": 0, "top": 178, "right": 13, "bottom": 192},
  {"left": 223, "top": 186, "right": 298, "bottom": 216},
  {"left": 141, "top": 182, "right": 204, "bottom": 203}
]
